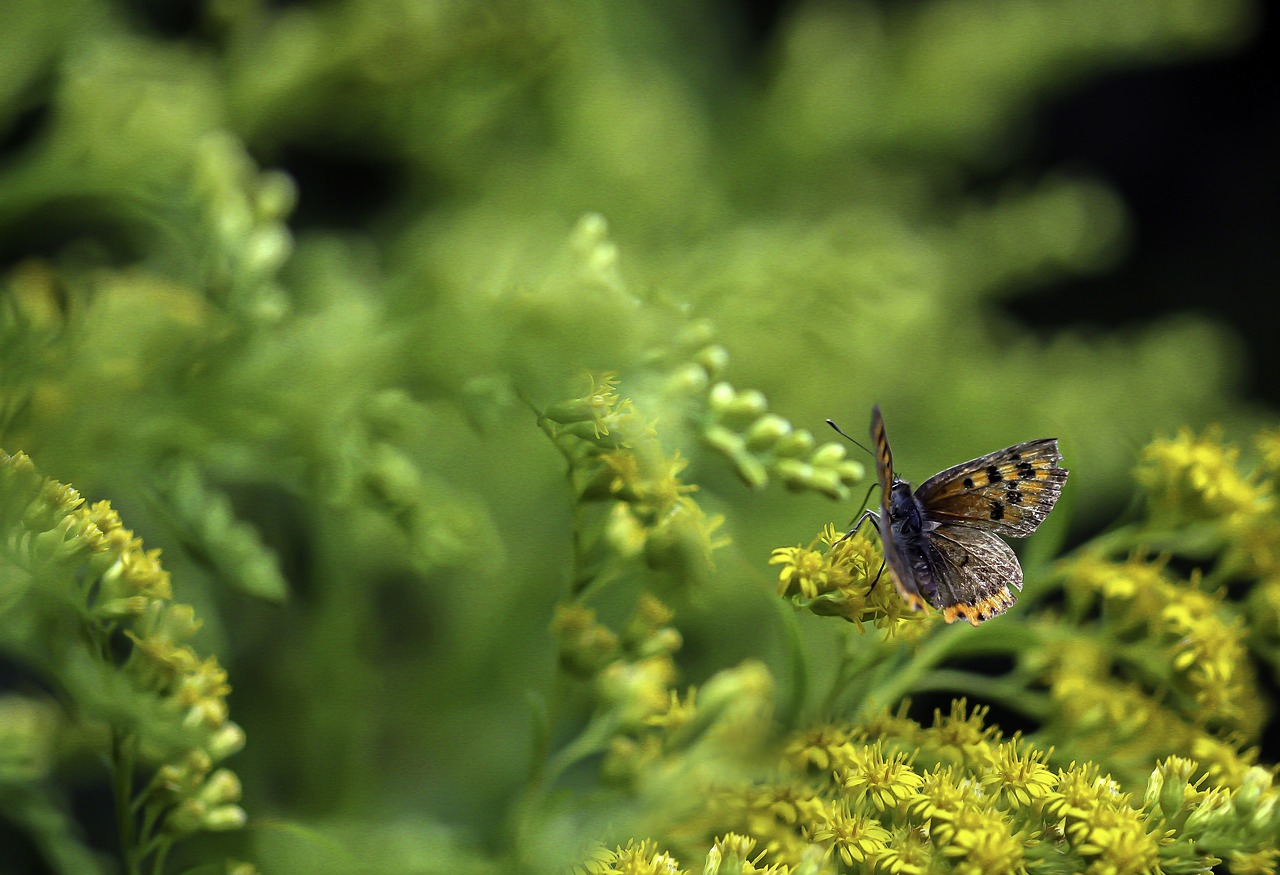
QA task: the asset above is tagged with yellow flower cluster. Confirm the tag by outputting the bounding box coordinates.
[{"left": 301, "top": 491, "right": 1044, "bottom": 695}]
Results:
[
  {"left": 545, "top": 590, "right": 775, "bottom": 838},
  {"left": 0, "top": 449, "right": 249, "bottom": 865},
  {"left": 769, "top": 525, "right": 934, "bottom": 637},
  {"left": 540, "top": 373, "right": 728, "bottom": 589},
  {"left": 578, "top": 699, "right": 1280, "bottom": 874},
  {"left": 1039, "top": 647, "right": 1261, "bottom": 795},
  {"left": 1135, "top": 425, "right": 1280, "bottom": 586},
  {"left": 577, "top": 834, "right": 793, "bottom": 875},
  {"left": 1135, "top": 425, "right": 1273, "bottom": 526},
  {"left": 1056, "top": 552, "right": 1263, "bottom": 739}
]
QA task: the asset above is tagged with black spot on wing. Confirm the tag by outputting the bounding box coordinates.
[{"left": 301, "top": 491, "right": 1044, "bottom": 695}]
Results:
[
  {"left": 1016, "top": 461, "right": 1036, "bottom": 480},
  {"left": 962, "top": 476, "right": 975, "bottom": 490},
  {"left": 985, "top": 466, "right": 1003, "bottom": 484},
  {"left": 989, "top": 501, "right": 1004, "bottom": 521}
]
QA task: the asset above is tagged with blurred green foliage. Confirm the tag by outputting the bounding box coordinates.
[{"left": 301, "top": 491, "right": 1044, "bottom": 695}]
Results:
[{"left": 0, "top": 1, "right": 1272, "bottom": 873}]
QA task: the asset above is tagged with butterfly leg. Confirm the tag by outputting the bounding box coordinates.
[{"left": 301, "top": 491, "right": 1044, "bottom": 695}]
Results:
[{"left": 837, "top": 508, "right": 879, "bottom": 543}]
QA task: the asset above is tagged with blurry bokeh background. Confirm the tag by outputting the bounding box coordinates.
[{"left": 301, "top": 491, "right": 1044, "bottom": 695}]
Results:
[{"left": 1, "top": 1, "right": 1276, "bottom": 872}]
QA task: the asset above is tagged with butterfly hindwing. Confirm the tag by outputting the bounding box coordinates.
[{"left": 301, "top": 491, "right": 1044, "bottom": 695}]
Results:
[
  {"left": 913, "top": 438, "right": 1067, "bottom": 538},
  {"left": 925, "top": 524, "right": 1021, "bottom": 626}
]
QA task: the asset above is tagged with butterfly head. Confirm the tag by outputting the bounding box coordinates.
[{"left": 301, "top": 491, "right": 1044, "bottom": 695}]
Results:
[{"left": 885, "top": 480, "right": 922, "bottom": 529}]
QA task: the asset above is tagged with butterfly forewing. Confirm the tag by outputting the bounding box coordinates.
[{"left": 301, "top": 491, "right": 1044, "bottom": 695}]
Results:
[
  {"left": 913, "top": 438, "right": 1067, "bottom": 538},
  {"left": 870, "top": 405, "right": 895, "bottom": 500},
  {"left": 925, "top": 525, "right": 1021, "bottom": 625}
]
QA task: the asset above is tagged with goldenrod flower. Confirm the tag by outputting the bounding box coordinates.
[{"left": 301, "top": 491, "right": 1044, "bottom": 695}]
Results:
[
  {"left": 771, "top": 526, "right": 930, "bottom": 633},
  {"left": 703, "top": 833, "right": 790, "bottom": 875},
  {"left": 1043, "top": 762, "right": 1131, "bottom": 842},
  {"left": 924, "top": 700, "right": 1000, "bottom": 769},
  {"left": 907, "top": 766, "right": 993, "bottom": 843},
  {"left": 0, "top": 449, "right": 248, "bottom": 870},
  {"left": 1144, "top": 756, "right": 1202, "bottom": 821},
  {"left": 979, "top": 736, "right": 1057, "bottom": 811},
  {"left": 1071, "top": 803, "right": 1167, "bottom": 875},
  {"left": 596, "top": 655, "right": 680, "bottom": 730},
  {"left": 872, "top": 825, "right": 933, "bottom": 874},
  {"left": 784, "top": 724, "right": 852, "bottom": 774},
  {"left": 576, "top": 839, "right": 688, "bottom": 875},
  {"left": 643, "top": 495, "right": 729, "bottom": 581},
  {"left": 553, "top": 603, "right": 622, "bottom": 677},
  {"left": 1228, "top": 848, "right": 1280, "bottom": 875},
  {"left": 938, "top": 809, "right": 1026, "bottom": 875},
  {"left": 836, "top": 741, "right": 923, "bottom": 813},
  {"left": 811, "top": 797, "right": 892, "bottom": 867}
]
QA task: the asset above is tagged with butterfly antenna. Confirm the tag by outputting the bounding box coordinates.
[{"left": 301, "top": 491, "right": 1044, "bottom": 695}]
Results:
[{"left": 826, "top": 418, "right": 874, "bottom": 460}]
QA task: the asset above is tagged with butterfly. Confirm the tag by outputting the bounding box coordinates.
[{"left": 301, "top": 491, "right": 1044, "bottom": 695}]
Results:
[{"left": 847, "top": 405, "right": 1068, "bottom": 626}]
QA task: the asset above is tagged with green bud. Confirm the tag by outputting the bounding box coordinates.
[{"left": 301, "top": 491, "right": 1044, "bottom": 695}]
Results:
[
  {"left": 745, "top": 415, "right": 792, "bottom": 450},
  {"left": 775, "top": 459, "right": 815, "bottom": 489},
  {"left": 774, "top": 429, "right": 816, "bottom": 458},
  {"left": 694, "top": 344, "right": 729, "bottom": 379}
]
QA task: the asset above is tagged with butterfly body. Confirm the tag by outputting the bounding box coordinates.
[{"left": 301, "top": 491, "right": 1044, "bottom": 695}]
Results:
[
  {"left": 877, "top": 482, "right": 940, "bottom": 610},
  {"left": 858, "top": 406, "right": 1068, "bottom": 626}
]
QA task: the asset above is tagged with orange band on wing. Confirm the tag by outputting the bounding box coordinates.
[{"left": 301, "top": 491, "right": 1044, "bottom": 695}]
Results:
[{"left": 941, "top": 591, "right": 1016, "bottom": 627}]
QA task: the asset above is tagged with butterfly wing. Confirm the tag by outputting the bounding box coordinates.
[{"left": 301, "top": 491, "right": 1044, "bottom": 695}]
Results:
[
  {"left": 869, "top": 405, "right": 895, "bottom": 500},
  {"left": 914, "top": 438, "right": 1067, "bottom": 538},
  {"left": 925, "top": 524, "right": 1022, "bottom": 626}
]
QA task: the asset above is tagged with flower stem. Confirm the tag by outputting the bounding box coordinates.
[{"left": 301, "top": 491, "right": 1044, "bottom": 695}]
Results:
[{"left": 112, "top": 731, "right": 140, "bottom": 875}]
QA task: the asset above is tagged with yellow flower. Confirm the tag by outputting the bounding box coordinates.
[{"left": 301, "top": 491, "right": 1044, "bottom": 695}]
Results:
[
  {"left": 552, "top": 603, "right": 621, "bottom": 677},
  {"left": 1190, "top": 734, "right": 1258, "bottom": 790},
  {"left": 856, "top": 701, "right": 927, "bottom": 751},
  {"left": 703, "top": 834, "right": 790, "bottom": 875},
  {"left": 812, "top": 797, "right": 892, "bottom": 867},
  {"left": 872, "top": 826, "right": 933, "bottom": 875},
  {"left": 643, "top": 495, "right": 729, "bottom": 579},
  {"left": 908, "top": 766, "right": 993, "bottom": 844},
  {"left": 596, "top": 655, "right": 679, "bottom": 730},
  {"left": 1144, "top": 756, "right": 1203, "bottom": 820},
  {"left": 923, "top": 699, "right": 1000, "bottom": 769},
  {"left": 979, "top": 736, "right": 1058, "bottom": 811},
  {"left": 1159, "top": 585, "right": 1262, "bottom": 734},
  {"left": 1042, "top": 762, "right": 1131, "bottom": 837},
  {"left": 784, "top": 724, "right": 851, "bottom": 774},
  {"left": 577, "top": 839, "right": 688, "bottom": 875},
  {"left": 770, "top": 542, "right": 838, "bottom": 600},
  {"left": 1255, "top": 429, "right": 1280, "bottom": 475},
  {"left": 939, "top": 809, "right": 1026, "bottom": 875},
  {"left": 1071, "top": 803, "right": 1167, "bottom": 875},
  {"left": 837, "top": 741, "right": 923, "bottom": 813},
  {"left": 771, "top": 526, "right": 930, "bottom": 633},
  {"left": 1228, "top": 847, "right": 1280, "bottom": 875}
]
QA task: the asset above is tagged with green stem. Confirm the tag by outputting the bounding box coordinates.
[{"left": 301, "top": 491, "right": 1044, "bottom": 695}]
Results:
[
  {"left": 852, "top": 626, "right": 966, "bottom": 720},
  {"left": 824, "top": 633, "right": 893, "bottom": 717},
  {"left": 149, "top": 837, "right": 172, "bottom": 875},
  {"left": 774, "top": 600, "right": 809, "bottom": 729},
  {"left": 510, "top": 709, "right": 620, "bottom": 862},
  {"left": 538, "top": 710, "right": 619, "bottom": 791},
  {"left": 112, "top": 731, "right": 140, "bottom": 875}
]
